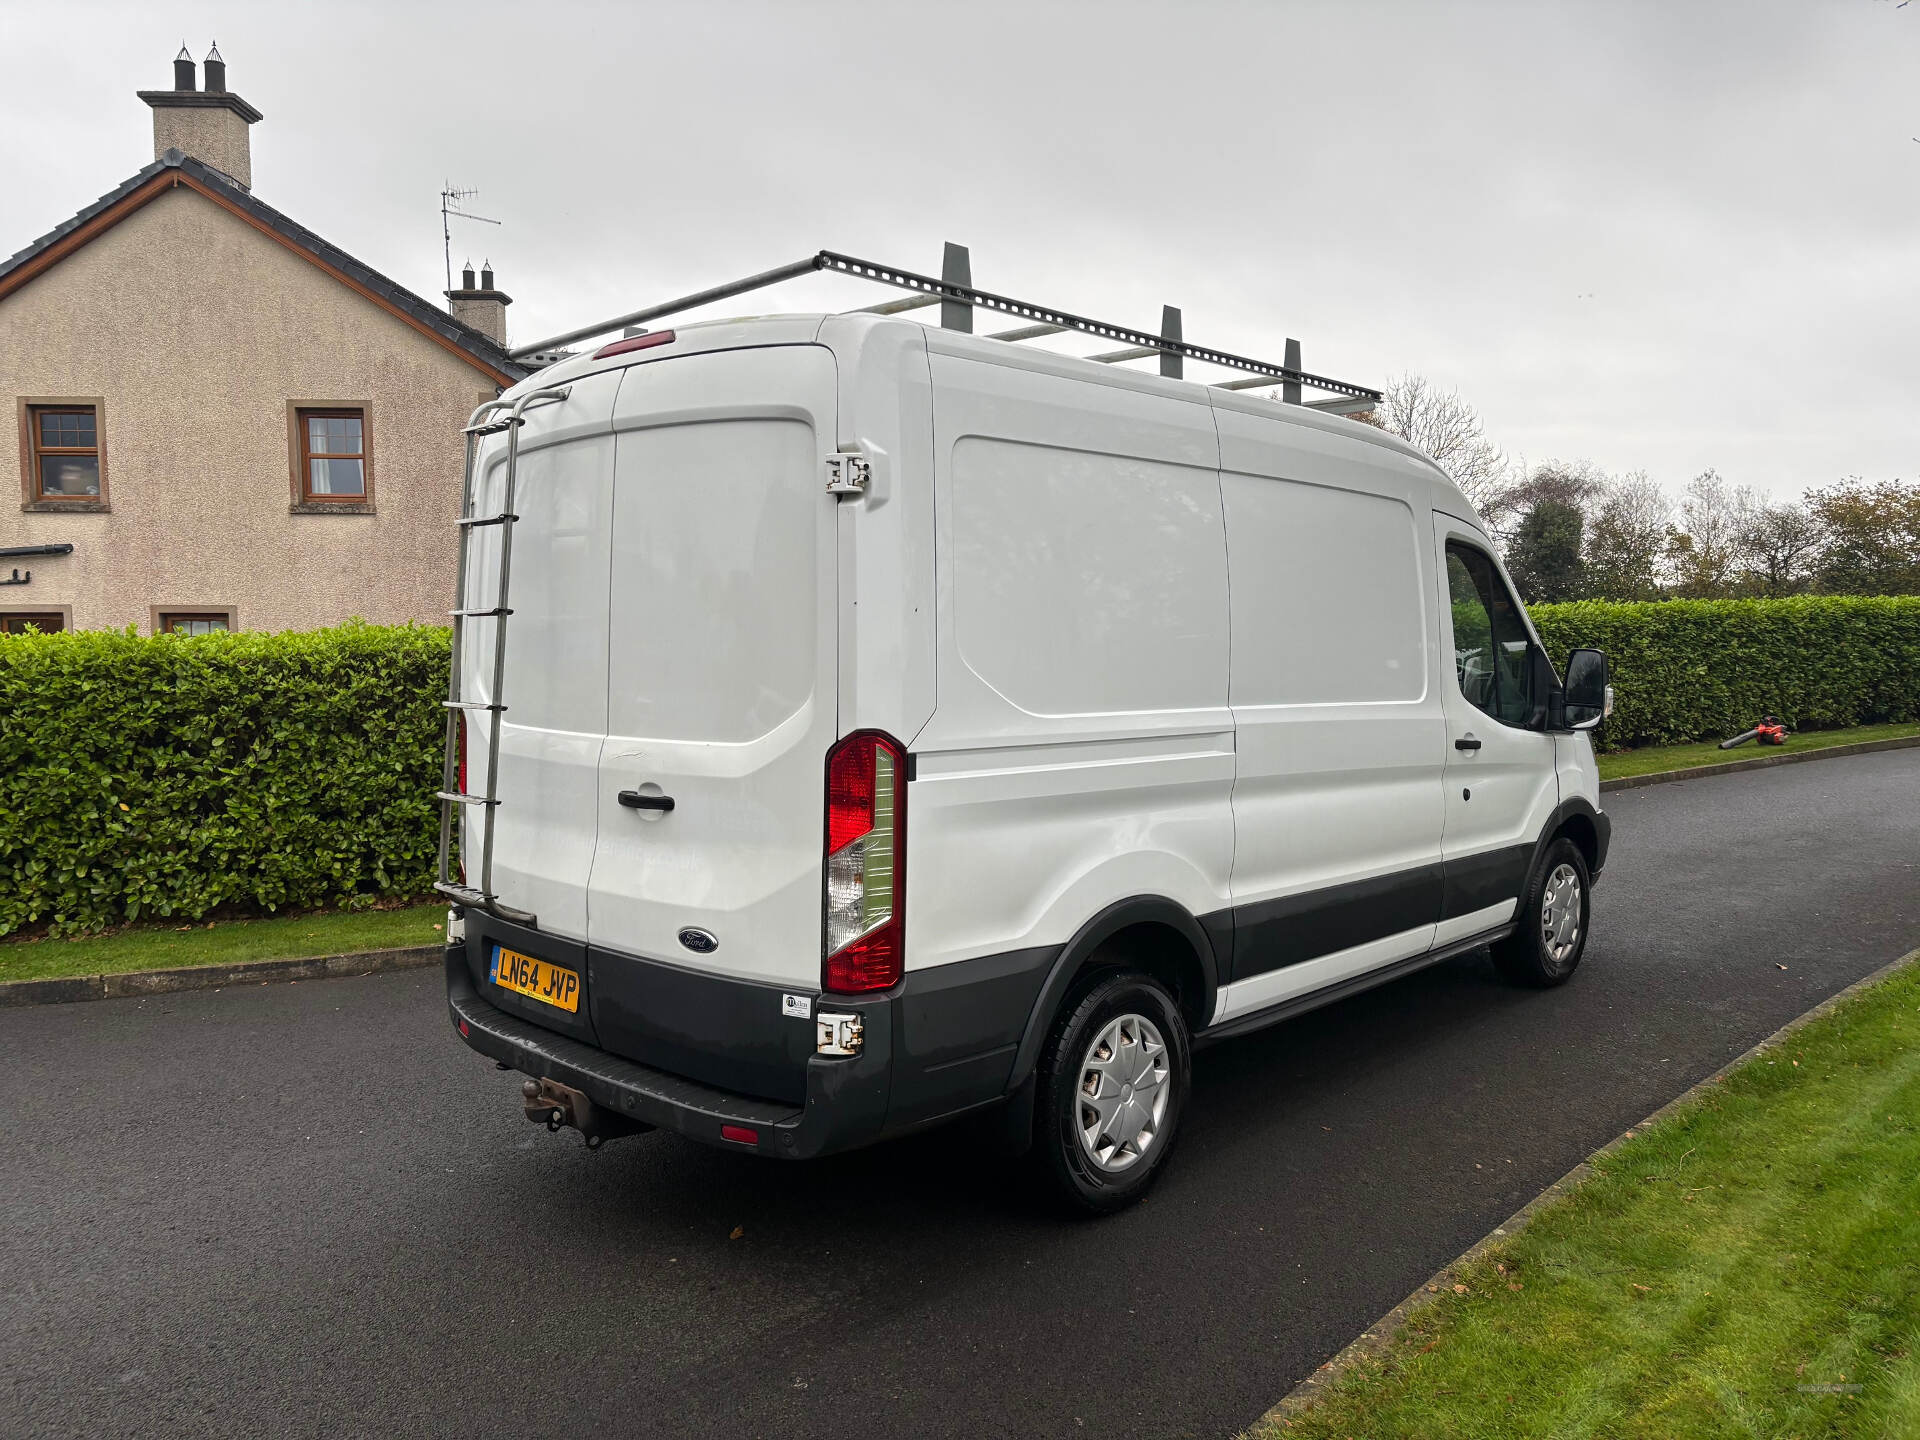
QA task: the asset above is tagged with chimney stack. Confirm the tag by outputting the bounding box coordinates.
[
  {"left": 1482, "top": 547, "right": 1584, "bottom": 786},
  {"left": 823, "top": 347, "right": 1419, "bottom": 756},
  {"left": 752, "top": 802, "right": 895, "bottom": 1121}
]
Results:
[
  {"left": 139, "top": 42, "right": 262, "bottom": 189},
  {"left": 447, "top": 259, "right": 513, "bottom": 348}
]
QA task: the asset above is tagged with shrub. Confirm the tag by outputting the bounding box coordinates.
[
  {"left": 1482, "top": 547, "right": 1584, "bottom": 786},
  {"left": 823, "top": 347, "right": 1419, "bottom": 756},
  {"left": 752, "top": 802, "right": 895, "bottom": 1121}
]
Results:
[
  {"left": 1529, "top": 595, "right": 1920, "bottom": 748},
  {"left": 0, "top": 623, "right": 450, "bottom": 937}
]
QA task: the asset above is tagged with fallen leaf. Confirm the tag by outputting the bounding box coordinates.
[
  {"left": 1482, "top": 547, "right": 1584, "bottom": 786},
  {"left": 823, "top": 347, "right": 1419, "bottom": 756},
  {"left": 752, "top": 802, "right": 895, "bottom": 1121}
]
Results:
[
  {"left": 729, "top": 1226, "right": 744, "bottom": 1240},
  {"left": 1452, "top": 1283, "right": 1469, "bottom": 1294},
  {"left": 1632, "top": 1283, "right": 1651, "bottom": 1292},
  {"left": 1776, "top": 964, "right": 1788, "bottom": 970},
  {"left": 118, "top": 803, "right": 130, "bottom": 812},
  {"left": 1508, "top": 1282, "right": 1523, "bottom": 1291}
]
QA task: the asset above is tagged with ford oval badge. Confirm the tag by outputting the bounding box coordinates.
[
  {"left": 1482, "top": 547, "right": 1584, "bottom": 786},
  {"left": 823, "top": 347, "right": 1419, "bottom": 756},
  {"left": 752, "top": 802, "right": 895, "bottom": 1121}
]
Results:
[{"left": 677, "top": 927, "right": 718, "bottom": 955}]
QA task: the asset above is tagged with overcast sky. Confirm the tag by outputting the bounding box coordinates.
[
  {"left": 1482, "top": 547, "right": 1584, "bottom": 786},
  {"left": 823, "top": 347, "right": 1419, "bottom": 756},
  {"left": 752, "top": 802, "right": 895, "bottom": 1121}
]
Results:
[{"left": 4, "top": 0, "right": 1915, "bottom": 497}]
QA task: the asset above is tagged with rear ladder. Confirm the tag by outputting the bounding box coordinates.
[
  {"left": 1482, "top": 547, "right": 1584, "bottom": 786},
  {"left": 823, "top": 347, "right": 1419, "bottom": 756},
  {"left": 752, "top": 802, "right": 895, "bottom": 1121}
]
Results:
[{"left": 434, "top": 385, "right": 571, "bottom": 926}]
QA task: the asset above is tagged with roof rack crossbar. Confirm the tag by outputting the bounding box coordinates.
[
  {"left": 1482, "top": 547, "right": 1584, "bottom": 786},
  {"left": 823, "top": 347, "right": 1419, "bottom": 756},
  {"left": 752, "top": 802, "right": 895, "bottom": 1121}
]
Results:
[
  {"left": 511, "top": 248, "right": 1381, "bottom": 403},
  {"left": 989, "top": 322, "right": 1068, "bottom": 341},
  {"left": 851, "top": 293, "right": 942, "bottom": 316}
]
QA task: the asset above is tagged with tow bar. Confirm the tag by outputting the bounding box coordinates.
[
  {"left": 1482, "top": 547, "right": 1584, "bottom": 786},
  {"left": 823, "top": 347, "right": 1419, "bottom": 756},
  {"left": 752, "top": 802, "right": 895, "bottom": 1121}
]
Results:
[{"left": 521, "top": 1075, "right": 654, "bottom": 1149}]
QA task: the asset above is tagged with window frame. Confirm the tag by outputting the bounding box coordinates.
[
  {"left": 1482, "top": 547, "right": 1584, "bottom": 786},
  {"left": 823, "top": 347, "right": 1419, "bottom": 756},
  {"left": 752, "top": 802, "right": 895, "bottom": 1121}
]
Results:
[
  {"left": 1444, "top": 539, "right": 1537, "bottom": 731},
  {"left": 152, "top": 607, "right": 238, "bottom": 636},
  {"left": 18, "top": 397, "right": 109, "bottom": 511},
  {"left": 287, "top": 402, "right": 375, "bottom": 513},
  {"left": 0, "top": 608, "right": 69, "bottom": 635}
]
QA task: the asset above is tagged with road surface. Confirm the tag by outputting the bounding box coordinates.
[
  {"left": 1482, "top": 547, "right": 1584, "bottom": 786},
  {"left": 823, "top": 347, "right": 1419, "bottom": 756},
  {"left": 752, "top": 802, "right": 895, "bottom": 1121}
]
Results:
[{"left": 4, "top": 749, "right": 1917, "bottom": 1439}]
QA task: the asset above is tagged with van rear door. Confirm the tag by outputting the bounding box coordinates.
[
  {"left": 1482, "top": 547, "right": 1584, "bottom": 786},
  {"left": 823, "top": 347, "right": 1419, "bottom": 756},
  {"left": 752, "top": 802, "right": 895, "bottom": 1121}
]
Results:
[
  {"left": 585, "top": 345, "right": 840, "bottom": 995},
  {"left": 460, "top": 371, "right": 621, "bottom": 942}
]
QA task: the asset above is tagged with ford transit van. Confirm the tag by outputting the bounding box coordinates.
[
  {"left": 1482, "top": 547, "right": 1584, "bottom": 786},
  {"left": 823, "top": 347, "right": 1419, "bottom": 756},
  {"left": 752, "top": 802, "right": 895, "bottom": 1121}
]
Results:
[{"left": 440, "top": 283, "right": 1611, "bottom": 1213}]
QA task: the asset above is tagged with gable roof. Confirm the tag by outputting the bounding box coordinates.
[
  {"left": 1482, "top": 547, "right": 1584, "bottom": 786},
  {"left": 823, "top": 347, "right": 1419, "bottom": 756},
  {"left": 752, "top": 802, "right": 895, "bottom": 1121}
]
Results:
[{"left": 0, "top": 149, "right": 528, "bottom": 386}]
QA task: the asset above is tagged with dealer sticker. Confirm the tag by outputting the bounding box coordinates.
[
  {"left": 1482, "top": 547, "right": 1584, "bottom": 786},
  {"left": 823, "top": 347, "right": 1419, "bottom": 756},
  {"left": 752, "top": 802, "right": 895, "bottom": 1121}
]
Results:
[{"left": 782, "top": 993, "right": 814, "bottom": 1020}]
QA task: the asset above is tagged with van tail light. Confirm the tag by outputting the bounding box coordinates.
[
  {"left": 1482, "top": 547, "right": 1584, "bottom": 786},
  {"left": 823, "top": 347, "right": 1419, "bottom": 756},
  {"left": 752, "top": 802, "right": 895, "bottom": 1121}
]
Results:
[
  {"left": 822, "top": 731, "right": 906, "bottom": 993},
  {"left": 456, "top": 711, "right": 468, "bottom": 885}
]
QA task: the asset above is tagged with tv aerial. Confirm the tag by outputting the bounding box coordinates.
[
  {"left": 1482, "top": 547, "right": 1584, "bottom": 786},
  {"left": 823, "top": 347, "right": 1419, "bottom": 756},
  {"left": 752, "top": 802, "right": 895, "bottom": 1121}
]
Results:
[{"left": 441, "top": 183, "right": 501, "bottom": 295}]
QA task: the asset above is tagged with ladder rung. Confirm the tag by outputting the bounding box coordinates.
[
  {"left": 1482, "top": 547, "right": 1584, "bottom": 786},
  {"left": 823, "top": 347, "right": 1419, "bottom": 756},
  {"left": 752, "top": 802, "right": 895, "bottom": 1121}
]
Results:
[
  {"left": 437, "top": 790, "right": 500, "bottom": 807},
  {"left": 443, "top": 699, "right": 506, "bottom": 712},
  {"left": 458, "top": 513, "right": 518, "bottom": 529},
  {"left": 465, "top": 417, "right": 519, "bottom": 436},
  {"left": 450, "top": 606, "right": 514, "bottom": 618}
]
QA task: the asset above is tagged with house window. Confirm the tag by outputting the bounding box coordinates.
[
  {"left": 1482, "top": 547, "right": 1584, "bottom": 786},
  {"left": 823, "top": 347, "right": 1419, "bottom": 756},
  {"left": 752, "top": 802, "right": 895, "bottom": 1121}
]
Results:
[
  {"left": 296, "top": 408, "right": 367, "bottom": 501},
  {"left": 157, "top": 611, "right": 233, "bottom": 636},
  {"left": 0, "top": 612, "right": 65, "bottom": 635},
  {"left": 19, "top": 399, "right": 108, "bottom": 509}
]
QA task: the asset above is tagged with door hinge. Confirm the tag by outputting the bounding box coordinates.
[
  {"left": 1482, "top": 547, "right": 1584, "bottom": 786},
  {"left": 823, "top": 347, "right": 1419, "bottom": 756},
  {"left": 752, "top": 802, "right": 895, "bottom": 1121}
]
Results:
[{"left": 825, "top": 452, "right": 871, "bottom": 496}]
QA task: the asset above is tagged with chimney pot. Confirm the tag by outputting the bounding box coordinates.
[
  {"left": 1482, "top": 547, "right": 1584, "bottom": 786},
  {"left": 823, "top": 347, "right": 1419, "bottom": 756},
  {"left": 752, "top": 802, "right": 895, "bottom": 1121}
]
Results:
[
  {"left": 480, "top": 261, "right": 494, "bottom": 290},
  {"left": 461, "top": 263, "right": 476, "bottom": 290},
  {"left": 142, "top": 43, "right": 259, "bottom": 188}
]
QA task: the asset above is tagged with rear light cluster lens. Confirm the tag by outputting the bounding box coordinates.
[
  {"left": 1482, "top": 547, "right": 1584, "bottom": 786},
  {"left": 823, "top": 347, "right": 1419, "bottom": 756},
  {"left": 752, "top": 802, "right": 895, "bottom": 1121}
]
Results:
[{"left": 823, "top": 731, "right": 906, "bottom": 993}]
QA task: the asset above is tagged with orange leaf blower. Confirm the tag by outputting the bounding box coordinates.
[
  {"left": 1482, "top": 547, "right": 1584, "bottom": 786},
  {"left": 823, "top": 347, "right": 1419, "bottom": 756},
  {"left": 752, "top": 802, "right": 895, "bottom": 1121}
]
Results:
[{"left": 1719, "top": 715, "right": 1789, "bottom": 750}]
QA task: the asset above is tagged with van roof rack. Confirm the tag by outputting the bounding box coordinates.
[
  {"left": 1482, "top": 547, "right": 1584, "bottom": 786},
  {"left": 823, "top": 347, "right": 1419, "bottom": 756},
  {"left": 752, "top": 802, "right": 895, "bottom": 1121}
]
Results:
[{"left": 509, "top": 245, "right": 1382, "bottom": 414}]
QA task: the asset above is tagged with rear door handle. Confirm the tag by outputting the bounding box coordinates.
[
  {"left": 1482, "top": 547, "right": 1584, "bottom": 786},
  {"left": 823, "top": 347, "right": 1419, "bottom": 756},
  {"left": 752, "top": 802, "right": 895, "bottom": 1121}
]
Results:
[
  {"left": 618, "top": 791, "right": 675, "bottom": 812},
  {"left": 1454, "top": 734, "right": 1482, "bottom": 751}
]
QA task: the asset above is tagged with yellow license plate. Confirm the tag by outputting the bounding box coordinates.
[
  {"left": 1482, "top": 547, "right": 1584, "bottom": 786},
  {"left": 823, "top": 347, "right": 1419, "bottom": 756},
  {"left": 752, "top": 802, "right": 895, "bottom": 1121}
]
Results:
[{"left": 490, "top": 945, "right": 581, "bottom": 1014}]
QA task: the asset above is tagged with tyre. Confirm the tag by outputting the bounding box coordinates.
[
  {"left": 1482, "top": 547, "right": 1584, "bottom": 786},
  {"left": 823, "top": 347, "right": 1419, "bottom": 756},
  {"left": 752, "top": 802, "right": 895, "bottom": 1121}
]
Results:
[
  {"left": 1491, "top": 837, "right": 1591, "bottom": 988},
  {"left": 1033, "top": 970, "right": 1191, "bottom": 1215}
]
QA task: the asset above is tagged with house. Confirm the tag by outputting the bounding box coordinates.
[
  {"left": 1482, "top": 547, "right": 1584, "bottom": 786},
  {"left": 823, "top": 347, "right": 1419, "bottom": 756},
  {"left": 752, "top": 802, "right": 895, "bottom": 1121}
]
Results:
[{"left": 0, "top": 46, "right": 533, "bottom": 635}]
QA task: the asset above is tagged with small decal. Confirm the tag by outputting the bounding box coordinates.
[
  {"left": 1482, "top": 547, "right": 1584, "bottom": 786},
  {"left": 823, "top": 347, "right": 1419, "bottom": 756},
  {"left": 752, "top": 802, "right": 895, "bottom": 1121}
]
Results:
[
  {"left": 782, "top": 993, "right": 813, "bottom": 1020},
  {"left": 677, "top": 927, "right": 718, "bottom": 954}
]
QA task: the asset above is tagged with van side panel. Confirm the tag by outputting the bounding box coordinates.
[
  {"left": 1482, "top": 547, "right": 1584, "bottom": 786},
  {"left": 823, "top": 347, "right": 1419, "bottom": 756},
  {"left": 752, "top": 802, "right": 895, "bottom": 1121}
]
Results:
[
  {"left": 910, "top": 347, "right": 1234, "bottom": 995},
  {"left": 1210, "top": 405, "right": 1447, "bottom": 1024}
]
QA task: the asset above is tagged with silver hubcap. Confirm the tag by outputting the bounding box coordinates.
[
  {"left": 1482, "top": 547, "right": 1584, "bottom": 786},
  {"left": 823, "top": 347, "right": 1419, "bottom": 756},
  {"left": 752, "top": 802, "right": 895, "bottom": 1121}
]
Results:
[
  {"left": 1540, "top": 862, "right": 1582, "bottom": 965},
  {"left": 1076, "top": 1012, "right": 1170, "bottom": 1173}
]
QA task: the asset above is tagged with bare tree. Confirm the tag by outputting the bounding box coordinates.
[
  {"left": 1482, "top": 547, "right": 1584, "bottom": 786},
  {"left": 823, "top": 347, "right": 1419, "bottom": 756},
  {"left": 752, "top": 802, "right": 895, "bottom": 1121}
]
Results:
[
  {"left": 1585, "top": 471, "right": 1671, "bottom": 600},
  {"left": 1362, "top": 373, "right": 1521, "bottom": 531},
  {"left": 1669, "top": 469, "right": 1760, "bottom": 598}
]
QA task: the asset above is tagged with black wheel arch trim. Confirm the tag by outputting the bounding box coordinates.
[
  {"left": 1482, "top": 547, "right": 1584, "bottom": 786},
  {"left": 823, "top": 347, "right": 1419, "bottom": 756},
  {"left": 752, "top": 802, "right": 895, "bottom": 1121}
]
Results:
[
  {"left": 1004, "top": 895, "right": 1220, "bottom": 1097},
  {"left": 1530, "top": 795, "right": 1608, "bottom": 896}
]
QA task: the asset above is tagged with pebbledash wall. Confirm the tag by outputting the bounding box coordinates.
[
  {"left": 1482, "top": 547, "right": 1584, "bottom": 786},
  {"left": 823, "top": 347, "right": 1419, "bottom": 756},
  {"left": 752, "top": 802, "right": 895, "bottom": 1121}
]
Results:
[
  {"left": 1, "top": 191, "right": 501, "bottom": 632},
  {"left": 0, "top": 47, "right": 526, "bottom": 634}
]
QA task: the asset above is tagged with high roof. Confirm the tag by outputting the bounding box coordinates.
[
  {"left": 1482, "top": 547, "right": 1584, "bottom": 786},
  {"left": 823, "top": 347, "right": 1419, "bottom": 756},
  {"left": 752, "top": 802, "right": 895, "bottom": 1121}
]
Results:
[{"left": 0, "top": 149, "right": 529, "bottom": 387}]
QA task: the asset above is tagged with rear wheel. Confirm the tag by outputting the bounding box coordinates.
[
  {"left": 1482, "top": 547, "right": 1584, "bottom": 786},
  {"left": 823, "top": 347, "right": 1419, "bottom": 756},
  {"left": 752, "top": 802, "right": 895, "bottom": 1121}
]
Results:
[
  {"left": 1033, "top": 970, "right": 1191, "bottom": 1215},
  {"left": 1491, "top": 837, "right": 1590, "bottom": 988}
]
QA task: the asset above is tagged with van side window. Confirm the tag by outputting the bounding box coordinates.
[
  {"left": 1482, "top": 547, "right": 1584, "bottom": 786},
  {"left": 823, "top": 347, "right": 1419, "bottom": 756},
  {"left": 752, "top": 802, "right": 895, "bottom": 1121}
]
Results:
[{"left": 1445, "top": 542, "right": 1531, "bottom": 728}]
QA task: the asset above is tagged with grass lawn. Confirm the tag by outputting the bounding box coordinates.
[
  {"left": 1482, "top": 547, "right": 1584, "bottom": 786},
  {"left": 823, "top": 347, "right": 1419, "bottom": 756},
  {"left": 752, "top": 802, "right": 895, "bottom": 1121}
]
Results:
[
  {"left": 1260, "top": 956, "right": 1920, "bottom": 1440},
  {"left": 0, "top": 902, "right": 447, "bottom": 985},
  {"left": 1597, "top": 720, "right": 1920, "bottom": 782}
]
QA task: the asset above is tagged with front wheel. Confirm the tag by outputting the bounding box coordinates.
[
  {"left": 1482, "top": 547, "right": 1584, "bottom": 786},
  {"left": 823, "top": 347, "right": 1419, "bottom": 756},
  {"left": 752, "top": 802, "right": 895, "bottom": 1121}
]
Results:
[
  {"left": 1033, "top": 971, "right": 1191, "bottom": 1215},
  {"left": 1491, "top": 837, "right": 1591, "bottom": 988}
]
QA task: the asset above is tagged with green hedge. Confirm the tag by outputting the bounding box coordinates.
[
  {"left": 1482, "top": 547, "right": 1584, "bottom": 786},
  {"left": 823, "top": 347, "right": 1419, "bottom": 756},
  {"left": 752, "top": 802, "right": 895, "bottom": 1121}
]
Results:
[
  {"left": 1530, "top": 596, "right": 1920, "bottom": 749},
  {"left": 5, "top": 598, "right": 1918, "bottom": 935},
  {"left": 0, "top": 623, "right": 450, "bottom": 938}
]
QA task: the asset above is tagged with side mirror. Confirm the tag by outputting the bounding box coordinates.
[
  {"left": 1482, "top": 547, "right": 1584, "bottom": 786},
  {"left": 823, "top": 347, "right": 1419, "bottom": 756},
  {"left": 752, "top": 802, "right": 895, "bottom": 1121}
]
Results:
[{"left": 1563, "top": 648, "right": 1609, "bottom": 731}]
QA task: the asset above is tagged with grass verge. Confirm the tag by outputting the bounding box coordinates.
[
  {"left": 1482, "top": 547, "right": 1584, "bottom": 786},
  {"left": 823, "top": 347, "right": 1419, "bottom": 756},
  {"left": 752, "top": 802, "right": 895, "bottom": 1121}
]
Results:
[
  {"left": 1597, "top": 720, "right": 1920, "bottom": 782},
  {"left": 0, "top": 902, "right": 445, "bottom": 985},
  {"left": 1259, "top": 956, "right": 1920, "bottom": 1439}
]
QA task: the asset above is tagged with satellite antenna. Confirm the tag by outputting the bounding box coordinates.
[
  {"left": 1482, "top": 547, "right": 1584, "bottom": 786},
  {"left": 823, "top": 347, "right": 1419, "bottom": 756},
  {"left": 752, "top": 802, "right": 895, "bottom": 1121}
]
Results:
[{"left": 440, "top": 183, "right": 501, "bottom": 296}]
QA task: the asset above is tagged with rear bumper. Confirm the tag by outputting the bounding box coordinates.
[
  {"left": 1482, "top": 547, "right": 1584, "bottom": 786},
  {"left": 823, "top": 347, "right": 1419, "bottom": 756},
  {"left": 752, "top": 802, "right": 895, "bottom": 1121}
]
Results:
[{"left": 446, "top": 947, "right": 894, "bottom": 1159}]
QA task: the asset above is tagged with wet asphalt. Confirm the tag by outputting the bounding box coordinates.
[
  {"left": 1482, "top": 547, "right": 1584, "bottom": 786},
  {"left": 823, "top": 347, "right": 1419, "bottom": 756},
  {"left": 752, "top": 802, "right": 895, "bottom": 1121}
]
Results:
[{"left": 3, "top": 748, "right": 1917, "bottom": 1440}]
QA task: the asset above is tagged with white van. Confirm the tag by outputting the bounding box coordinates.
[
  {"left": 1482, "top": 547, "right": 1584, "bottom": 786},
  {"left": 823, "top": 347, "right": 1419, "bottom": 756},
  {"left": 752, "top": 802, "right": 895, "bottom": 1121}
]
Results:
[{"left": 440, "top": 266, "right": 1612, "bottom": 1212}]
